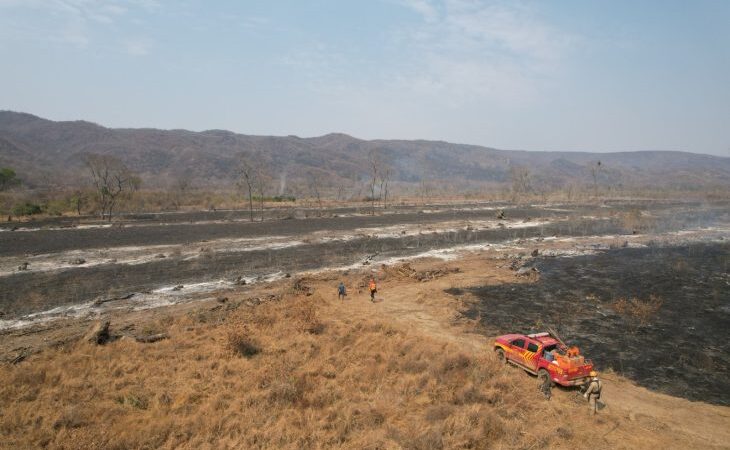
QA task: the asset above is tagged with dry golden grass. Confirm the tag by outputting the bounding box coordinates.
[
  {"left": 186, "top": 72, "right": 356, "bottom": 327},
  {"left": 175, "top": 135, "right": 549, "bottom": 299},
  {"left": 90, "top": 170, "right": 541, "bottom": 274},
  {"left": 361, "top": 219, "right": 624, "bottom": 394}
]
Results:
[
  {"left": 0, "top": 287, "right": 611, "bottom": 450},
  {"left": 1, "top": 258, "right": 726, "bottom": 449}
]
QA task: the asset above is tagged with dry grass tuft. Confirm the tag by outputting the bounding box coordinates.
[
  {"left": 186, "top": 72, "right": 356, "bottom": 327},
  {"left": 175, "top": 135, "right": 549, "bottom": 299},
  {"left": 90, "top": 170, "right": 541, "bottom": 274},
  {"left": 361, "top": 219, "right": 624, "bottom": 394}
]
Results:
[
  {"left": 612, "top": 294, "right": 664, "bottom": 326},
  {"left": 226, "top": 325, "right": 261, "bottom": 358}
]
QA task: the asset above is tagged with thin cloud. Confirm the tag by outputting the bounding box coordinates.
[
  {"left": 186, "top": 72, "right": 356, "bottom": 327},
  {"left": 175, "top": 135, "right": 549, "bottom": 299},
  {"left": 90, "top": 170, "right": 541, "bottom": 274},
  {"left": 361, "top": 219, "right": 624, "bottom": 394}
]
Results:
[
  {"left": 123, "top": 38, "right": 151, "bottom": 56},
  {"left": 399, "top": 0, "right": 439, "bottom": 22},
  {"left": 395, "top": 0, "right": 575, "bottom": 104},
  {"left": 0, "top": 0, "right": 156, "bottom": 50}
]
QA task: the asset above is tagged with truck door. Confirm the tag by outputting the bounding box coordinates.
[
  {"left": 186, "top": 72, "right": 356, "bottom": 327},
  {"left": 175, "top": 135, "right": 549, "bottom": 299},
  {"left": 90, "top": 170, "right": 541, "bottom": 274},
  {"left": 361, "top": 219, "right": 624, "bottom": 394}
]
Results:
[
  {"left": 524, "top": 341, "right": 541, "bottom": 372},
  {"left": 509, "top": 338, "right": 526, "bottom": 364}
]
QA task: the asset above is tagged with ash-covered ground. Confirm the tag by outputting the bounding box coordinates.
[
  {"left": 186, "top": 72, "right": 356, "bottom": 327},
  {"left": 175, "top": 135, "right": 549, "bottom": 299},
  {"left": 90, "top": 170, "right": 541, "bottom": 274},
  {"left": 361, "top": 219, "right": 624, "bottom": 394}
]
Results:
[{"left": 466, "top": 242, "right": 730, "bottom": 405}]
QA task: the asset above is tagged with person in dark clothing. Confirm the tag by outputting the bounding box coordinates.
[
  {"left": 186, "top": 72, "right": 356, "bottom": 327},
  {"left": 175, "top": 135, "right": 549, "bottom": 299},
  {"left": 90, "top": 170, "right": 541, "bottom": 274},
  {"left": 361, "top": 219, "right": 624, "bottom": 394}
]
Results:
[{"left": 337, "top": 282, "right": 347, "bottom": 300}]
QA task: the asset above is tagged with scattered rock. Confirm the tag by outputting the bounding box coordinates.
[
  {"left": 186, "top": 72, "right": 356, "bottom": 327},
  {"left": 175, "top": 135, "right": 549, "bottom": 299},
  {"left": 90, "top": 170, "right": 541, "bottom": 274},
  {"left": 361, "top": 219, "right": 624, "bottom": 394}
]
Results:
[
  {"left": 84, "top": 320, "right": 111, "bottom": 345},
  {"left": 507, "top": 259, "right": 523, "bottom": 271},
  {"left": 71, "top": 258, "right": 86, "bottom": 265},
  {"left": 234, "top": 276, "right": 247, "bottom": 286},
  {"left": 496, "top": 210, "right": 506, "bottom": 219},
  {"left": 17, "top": 262, "right": 29, "bottom": 271},
  {"left": 155, "top": 253, "right": 166, "bottom": 258},
  {"left": 217, "top": 296, "right": 228, "bottom": 303},
  {"left": 531, "top": 249, "right": 539, "bottom": 257},
  {"left": 285, "top": 273, "right": 291, "bottom": 278},
  {"left": 172, "top": 285, "right": 184, "bottom": 291},
  {"left": 362, "top": 253, "right": 378, "bottom": 266},
  {"left": 10, "top": 351, "right": 27, "bottom": 365},
  {"left": 516, "top": 266, "right": 540, "bottom": 278}
]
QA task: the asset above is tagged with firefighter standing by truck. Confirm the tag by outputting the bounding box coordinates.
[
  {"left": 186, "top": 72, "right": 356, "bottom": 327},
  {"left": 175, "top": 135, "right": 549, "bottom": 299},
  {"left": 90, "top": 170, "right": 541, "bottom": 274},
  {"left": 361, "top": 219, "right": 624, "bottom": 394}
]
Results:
[{"left": 583, "top": 371, "right": 602, "bottom": 415}]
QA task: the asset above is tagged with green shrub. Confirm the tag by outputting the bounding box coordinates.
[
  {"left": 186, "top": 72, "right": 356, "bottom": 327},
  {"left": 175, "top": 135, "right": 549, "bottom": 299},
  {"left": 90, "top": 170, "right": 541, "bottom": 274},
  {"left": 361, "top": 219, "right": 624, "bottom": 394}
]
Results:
[{"left": 12, "top": 202, "right": 42, "bottom": 216}]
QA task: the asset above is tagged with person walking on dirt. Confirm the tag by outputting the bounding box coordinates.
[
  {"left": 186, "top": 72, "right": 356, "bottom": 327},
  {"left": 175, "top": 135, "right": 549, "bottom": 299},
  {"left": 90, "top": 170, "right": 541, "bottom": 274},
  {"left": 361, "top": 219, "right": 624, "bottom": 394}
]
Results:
[
  {"left": 368, "top": 278, "right": 377, "bottom": 302},
  {"left": 583, "top": 371, "right": 602, "bottom": 415},
  {"left": 337, "top": 282, "right": 347, "bottom": 300}
]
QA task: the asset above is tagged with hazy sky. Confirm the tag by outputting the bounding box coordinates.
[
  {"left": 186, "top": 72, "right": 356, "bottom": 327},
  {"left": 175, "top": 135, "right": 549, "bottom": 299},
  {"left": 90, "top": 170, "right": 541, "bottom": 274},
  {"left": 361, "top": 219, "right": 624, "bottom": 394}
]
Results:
[{"left": 1, "top": 0, "right": 728, "bottom": 156}]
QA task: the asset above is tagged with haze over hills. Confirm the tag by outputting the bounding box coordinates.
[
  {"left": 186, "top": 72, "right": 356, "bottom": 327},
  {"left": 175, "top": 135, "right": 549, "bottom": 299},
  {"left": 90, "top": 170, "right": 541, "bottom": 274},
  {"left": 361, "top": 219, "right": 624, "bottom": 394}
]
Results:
[{"left": 1, "top": 111, "right": 728, "bottom": 194}]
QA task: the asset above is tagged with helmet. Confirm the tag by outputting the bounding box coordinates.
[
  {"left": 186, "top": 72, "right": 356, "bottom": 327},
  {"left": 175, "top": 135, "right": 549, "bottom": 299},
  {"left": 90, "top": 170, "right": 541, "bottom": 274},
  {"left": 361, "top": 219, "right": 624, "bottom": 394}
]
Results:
[{"left": 589, "top": 371, "right": 597, "bottom": 377}]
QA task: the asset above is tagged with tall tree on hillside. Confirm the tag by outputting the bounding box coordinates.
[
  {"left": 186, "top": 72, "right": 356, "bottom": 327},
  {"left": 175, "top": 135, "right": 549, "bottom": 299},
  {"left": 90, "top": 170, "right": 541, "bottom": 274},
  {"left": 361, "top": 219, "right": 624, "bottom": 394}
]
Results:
[
  {"left": 83, "top": 154, "right": 137, "bottom": 221},
  {"left": 237, "top": 152, "right": 258, "bottom": 222}
]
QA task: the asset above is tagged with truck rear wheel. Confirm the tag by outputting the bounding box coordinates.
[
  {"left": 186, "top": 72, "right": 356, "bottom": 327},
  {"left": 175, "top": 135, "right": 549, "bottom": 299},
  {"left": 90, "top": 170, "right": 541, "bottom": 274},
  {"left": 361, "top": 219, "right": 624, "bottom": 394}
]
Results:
[
  {"left": 495, "top": 348, "right": 507, "bottom": 364},
  {"left": 538, "top": 369, "right": 553, "bottom": 387}
]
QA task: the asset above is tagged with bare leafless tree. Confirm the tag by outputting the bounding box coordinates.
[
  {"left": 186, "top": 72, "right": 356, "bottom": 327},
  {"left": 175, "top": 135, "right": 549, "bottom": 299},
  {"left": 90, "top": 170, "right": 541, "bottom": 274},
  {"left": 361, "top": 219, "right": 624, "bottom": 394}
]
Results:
[
  {"left": 368, "top": 149, "right": 381, "bottom": 215},
  {"left": 417, "top": 155, "right": 431, "bottom": 205},
  {"left": 83, "top": 153, "right": 137, "bottom": 221},
  {"left": 509, "top": 166, "right": 532, "bottom": 201},
  {"left": 590, "top": 160, "right": 602, "bottom": 198},
  {"left": 254, "top": 166, "right": 271, "bottom": 222},
  {"left": 307, "top": 170, "right": 324, "bottom": 213},
  {"left": 237, "top": 152, "right": 258, "bottom": 222},
  {"left": 379, "top": 166, "right": 392, "bottom": 209},
  {"left": 171, "top": 169, "right": 194, "bottom": 210}
]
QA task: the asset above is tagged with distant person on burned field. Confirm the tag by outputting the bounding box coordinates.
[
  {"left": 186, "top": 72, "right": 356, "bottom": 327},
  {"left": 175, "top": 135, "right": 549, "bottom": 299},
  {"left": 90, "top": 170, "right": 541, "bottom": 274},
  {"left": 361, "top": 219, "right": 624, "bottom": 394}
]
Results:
[
  {"left": 337, "top": 282, "right": 347, "bottom": 300},
  {"left": 368, "top": 277, "right": 377, "bottom": 302}
]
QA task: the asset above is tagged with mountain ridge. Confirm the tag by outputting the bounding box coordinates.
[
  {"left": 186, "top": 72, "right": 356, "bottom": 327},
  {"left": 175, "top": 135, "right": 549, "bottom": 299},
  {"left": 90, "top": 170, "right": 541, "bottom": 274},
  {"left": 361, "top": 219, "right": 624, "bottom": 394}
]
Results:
[{"left": 1, "top": 110, "right": 728, "bottom": 193}]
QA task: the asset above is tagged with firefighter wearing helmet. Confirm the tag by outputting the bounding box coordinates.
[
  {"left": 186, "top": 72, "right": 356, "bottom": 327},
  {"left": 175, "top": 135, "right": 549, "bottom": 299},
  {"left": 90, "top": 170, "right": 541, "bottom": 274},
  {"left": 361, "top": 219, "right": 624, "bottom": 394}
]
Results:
[{"left": 583, "top": 371, "right": 602, "bottom": 415}]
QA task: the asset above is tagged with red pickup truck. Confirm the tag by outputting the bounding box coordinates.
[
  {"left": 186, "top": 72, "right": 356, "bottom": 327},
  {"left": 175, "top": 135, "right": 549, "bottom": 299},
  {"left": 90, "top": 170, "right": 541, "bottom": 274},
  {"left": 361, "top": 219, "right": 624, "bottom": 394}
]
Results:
[{"left": 494, "top": 332, "right": 594, "bottom": 387}]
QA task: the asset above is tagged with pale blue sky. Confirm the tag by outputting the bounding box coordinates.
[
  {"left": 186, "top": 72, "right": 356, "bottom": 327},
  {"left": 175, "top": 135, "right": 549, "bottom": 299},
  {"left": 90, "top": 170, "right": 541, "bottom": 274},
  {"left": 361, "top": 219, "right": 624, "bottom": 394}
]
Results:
[{"left": 1, "top": 0, "right": 728, "bottom": 156}]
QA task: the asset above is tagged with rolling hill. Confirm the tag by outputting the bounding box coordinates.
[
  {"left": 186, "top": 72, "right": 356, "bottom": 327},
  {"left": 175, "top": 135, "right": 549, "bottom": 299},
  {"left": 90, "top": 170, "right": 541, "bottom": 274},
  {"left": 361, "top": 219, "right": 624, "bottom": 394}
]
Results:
[{"left": 1, "top": 111, "right": 728, "bottom": 194}]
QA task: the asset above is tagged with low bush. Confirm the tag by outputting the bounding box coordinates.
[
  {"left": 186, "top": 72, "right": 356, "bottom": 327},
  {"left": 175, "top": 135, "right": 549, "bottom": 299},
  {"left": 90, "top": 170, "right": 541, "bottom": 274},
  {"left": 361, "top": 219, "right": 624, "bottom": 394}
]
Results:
[{"left": 11, "top": 201, "right": 42, "bottom": 216}]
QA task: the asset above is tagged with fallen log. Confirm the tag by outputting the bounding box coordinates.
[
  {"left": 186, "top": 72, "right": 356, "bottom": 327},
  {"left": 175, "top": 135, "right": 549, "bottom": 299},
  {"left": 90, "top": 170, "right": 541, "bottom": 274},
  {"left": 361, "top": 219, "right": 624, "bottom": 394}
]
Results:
[{"left": 134, "top": 333, "right": 169, "bottom": 344}]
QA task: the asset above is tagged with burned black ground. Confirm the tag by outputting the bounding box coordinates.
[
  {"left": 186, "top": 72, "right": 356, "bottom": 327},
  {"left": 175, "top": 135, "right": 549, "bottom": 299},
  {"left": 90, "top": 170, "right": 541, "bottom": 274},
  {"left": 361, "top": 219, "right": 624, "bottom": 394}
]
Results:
[
  {"left": 467, "top": 242, "right": 730, "bottom": 405},
  {"left": 1, "top": 201, "right": 727, "bottom": 318}
]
